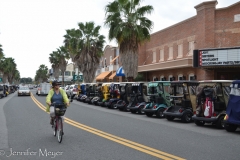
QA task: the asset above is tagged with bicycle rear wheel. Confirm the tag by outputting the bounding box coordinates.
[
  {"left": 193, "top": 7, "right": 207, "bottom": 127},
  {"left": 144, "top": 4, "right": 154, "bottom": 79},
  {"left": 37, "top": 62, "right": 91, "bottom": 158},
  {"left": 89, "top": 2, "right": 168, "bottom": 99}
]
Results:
[
  {"left": 53, "top": 119, "right": 57, "bottom": 137},
  {"left": 57, "top": 118, "right": 63, "bottom": 143}
]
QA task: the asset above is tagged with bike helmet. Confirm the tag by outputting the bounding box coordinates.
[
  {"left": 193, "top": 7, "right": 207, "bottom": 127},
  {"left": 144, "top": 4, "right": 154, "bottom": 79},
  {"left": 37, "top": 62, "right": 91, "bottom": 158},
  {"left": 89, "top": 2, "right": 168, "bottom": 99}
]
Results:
[{"left": 52, "top": 80, "right": 60, "bottom": 87}]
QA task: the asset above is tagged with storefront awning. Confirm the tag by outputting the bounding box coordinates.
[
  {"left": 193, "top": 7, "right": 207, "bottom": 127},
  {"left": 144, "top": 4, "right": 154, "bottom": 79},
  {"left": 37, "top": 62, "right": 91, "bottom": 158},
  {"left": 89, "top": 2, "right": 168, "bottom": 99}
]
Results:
[
  {"left": 96, "top": 71, "right": 111, "bottom": 80},
  {"left": 109, "top": 71, "right": 116, "bottom": 80},
  {"left": 110, "top": 55, "right": 119, "bottom": 64},
  {"left": 116, "top": 66, "right": 125, "bottom": 76}
]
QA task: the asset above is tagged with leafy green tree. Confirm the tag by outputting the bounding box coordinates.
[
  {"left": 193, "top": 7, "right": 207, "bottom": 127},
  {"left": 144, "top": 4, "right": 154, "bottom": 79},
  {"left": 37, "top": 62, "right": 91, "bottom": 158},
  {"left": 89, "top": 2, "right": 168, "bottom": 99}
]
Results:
[
  {"left": 35, "top": 64, "right": 48, "bottom": 83},
  {"left": 104, "top": 0, "right": 153, "bottom": 81}
]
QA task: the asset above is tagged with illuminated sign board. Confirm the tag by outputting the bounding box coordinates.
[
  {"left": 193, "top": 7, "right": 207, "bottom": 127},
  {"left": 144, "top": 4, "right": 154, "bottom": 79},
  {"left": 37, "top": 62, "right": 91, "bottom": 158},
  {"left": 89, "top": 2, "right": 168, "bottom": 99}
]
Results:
[{"left": 198, "top": 48, "right": 240, "bottom": 67}]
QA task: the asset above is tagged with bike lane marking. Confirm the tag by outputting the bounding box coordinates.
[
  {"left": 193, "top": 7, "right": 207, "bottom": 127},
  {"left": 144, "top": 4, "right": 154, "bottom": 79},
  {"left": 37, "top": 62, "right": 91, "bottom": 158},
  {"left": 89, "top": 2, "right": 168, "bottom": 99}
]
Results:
[{"left": 31, "top": 94, "right": 185, "bottom": 160}]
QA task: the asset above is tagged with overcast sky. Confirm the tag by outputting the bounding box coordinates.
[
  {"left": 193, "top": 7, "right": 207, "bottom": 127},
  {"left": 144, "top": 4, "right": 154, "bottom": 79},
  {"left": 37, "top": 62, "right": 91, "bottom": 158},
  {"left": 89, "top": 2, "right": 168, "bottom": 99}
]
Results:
[{"left": 0, "top": 0, "right": 239, "bottom": 79}]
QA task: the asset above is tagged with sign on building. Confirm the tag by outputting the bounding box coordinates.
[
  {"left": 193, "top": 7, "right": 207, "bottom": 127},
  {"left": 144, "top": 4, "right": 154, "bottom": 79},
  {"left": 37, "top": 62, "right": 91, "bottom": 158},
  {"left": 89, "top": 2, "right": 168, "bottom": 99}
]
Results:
[{"left": 193, "top": 47, "right": 240, "bottom": 67}]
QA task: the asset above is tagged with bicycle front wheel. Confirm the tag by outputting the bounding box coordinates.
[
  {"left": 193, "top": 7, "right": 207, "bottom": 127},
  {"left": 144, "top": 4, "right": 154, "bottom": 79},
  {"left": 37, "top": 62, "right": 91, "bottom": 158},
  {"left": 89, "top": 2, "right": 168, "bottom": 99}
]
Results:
[{"left": 57, "top": 118, "right": 63, "bottom": 143}]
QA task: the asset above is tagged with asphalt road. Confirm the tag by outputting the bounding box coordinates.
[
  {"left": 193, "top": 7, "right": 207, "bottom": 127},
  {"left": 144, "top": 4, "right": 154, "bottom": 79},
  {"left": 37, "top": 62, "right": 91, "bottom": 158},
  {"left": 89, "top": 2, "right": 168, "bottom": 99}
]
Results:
[{"left": 0, "top": 89, "right": 240, "bottom": 160}]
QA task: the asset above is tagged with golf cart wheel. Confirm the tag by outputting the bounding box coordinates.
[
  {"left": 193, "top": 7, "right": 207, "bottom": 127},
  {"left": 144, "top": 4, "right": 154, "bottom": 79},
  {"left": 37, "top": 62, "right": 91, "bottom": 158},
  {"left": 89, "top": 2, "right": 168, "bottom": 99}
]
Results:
[
  {"left": 194, "top": 120, "right": 205, "bottom": 126},
  {"left": 110, "top": 102, "right": 117, "bottom": 109},
  {"left": 156, "top": 108, "right": 165, "bottom": 118},
  {"left": 146, "top": 113, "right": 153, "bottom": 117},
  {"left": 216, "top": 115, "right": 225, "bottom": 129},
  {"left": 224, "top": 123, "right": 238, "bottom": 132},
  {"left": 166, "top": 116, "right": 175, "bottom": 121},
  {"left": 130, "top": 110, "right": 137, "bottom": 114},
  {"left": 181, "top": 112, "right": 193, "bottom": 123},
  {"left": 138, "top": 106, "right": 145, "bottom": 114}
]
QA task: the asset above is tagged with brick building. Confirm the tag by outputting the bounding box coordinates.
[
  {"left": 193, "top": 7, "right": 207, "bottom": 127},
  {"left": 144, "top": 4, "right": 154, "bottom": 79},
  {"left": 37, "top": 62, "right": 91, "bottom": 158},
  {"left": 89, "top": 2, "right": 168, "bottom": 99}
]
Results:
[
  {"left": 138, "top": 0, "right": 240, "bottom": 81},
  {"left": 95, "top": 45, "right": 123, "bottom": 82}
]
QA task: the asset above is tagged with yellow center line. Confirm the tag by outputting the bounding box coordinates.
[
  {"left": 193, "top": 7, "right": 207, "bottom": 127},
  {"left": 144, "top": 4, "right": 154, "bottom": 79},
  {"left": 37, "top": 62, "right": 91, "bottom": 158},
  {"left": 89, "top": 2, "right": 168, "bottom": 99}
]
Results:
[{"left": 30, "top": 93, "right": 186, "bottom": 160}]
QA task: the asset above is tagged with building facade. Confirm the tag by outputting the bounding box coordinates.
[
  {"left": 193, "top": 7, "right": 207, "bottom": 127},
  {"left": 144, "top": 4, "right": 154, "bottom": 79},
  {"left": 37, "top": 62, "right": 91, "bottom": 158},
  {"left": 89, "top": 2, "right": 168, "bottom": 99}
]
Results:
[
  {"left": 138, "top": 0, "right": 240, "bottom": 81},
  {"left": 95, "top": 45, "right": 123, "bottom": 82}
]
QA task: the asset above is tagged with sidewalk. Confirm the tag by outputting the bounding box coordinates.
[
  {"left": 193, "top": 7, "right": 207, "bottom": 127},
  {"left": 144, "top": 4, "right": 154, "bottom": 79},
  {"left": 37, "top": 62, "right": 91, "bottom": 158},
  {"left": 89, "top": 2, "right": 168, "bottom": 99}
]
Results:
[{"left": 0, "top": 93, "right": 15, "bottom": 149}]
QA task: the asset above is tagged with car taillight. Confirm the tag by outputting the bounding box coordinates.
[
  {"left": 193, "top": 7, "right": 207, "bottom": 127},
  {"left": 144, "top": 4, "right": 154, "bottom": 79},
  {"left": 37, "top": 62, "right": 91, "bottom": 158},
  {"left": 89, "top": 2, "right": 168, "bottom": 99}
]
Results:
[
  {"left": 193, "top": 111, "right": 196, "bottom": 115},
  {"left": 179, "top": 109, "right": 183, "bottom": 113},
  {"left": 153, "top": 105, "right": 157, "bottom": 109}
]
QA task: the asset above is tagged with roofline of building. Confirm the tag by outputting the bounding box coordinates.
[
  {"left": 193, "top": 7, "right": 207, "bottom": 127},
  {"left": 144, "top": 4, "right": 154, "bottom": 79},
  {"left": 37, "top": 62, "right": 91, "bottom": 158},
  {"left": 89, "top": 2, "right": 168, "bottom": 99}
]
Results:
[{"left": 150, "top": 15, "right": 197, "bottom": 36}]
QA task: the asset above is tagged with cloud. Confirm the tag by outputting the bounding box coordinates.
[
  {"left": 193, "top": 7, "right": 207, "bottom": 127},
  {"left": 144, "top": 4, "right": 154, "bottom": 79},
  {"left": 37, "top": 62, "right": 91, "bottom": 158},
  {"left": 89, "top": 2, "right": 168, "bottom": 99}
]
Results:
[{"left": 0, "top": 0, "right": 239, "bottom": 79}]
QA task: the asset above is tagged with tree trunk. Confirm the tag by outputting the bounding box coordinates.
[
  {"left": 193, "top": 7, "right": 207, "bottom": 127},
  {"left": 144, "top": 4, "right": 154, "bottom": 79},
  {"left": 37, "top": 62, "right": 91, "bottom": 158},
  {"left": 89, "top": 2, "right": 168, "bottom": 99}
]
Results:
[{"left": 120, "top": 50, "right": 138, "bottom": 79}]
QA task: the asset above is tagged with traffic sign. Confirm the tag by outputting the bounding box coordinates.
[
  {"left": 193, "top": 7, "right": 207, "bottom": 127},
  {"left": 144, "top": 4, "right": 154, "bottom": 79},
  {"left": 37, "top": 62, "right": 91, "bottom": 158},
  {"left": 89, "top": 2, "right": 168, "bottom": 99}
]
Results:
[{"left": 73, "top": 75, "right": 83, "bottom": 81}]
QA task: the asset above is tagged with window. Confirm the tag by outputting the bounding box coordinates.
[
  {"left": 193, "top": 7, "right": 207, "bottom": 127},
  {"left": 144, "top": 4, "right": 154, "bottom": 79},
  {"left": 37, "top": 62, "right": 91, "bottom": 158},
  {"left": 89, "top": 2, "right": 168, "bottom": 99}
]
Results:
[
  {"left": 168, "top": 47, "right": 173, "bottom": 60},
  {"left": 65, "top": 71, "right": 70, "bottom": 76},
  {"left": 178, "top": 74, "right": 183, "bottom": 80},
  {"left": 152, "top": 51, "right": 156, "bottom": 63},
  {"left": 104, "top": 58, "right": 107, "bottom": 67},
  {"left": 160, "top": 75, "right": 165, "bottom": 81},
  {"left": 177, "top": 44, "right": 183, "bottom": 58},
  {"left": 188, "top": 41, "right": 195, "bottom": 56},
  {"left": 110, "top": 56, "right": 112, "bottom": 64},
  {"left": 168, "top": 75, "right": 173, "bottom": 81},
  {"left": 160, "top": 49, "right": 164, "bottom": 61},
  {"left": 189, "top": 73, "right": 196, "bottom": 80}
]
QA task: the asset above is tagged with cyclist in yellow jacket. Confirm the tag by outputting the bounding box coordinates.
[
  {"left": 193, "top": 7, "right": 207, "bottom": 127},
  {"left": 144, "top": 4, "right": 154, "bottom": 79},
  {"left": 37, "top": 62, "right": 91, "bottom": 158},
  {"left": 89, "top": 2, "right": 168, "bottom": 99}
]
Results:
[{"left": 46, "top": 80, "right": 70, "bottom": 125}]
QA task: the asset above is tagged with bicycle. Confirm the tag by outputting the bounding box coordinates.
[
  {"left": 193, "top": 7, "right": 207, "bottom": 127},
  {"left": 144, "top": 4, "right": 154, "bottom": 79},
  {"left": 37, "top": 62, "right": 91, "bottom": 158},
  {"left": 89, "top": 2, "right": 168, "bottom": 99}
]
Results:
[{"left": 51, "top": 103, "right": 67, "bottom": 143}]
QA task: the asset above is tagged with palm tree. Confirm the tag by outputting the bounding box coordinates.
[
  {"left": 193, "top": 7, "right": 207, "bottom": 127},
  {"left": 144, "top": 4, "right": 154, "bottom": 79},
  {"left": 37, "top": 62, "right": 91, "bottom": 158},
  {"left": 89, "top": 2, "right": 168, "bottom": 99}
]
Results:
[
  {"left": 56, "top": 46, "right": 70, "bottom": 86},
  {"left": 0, "top": 44, "right": 4, "bottom": 59},
  {"left": 13, "top": 70, "right": 20, "bottom": 84},
  {"left": 104, "top": 0, "right": 154, "bottom": 81},
  {"left": 64, "top": 22, "right": 105, "bottom": 83},
  {"left": 63, "top": 28, "right": 82, "bottom": 62},
  {"left": 49, "top": 51, "right": 60, "bottom": 80}
]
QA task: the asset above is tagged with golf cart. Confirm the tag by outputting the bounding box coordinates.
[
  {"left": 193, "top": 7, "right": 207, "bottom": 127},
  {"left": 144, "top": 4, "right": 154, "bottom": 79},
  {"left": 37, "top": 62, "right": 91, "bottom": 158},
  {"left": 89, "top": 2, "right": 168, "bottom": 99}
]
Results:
[
  {"left": 105, "top": 83, "right": 121, "bottom": 109},
  {"left": 127, "top": 82, "right": 149, "bottom": 114},
  {"left": 85, "top": 83, "right": 97, "bottom": 104},
  {"left": 142, "top": 81, "right": 171, "bottom": 118},
  {"left": 78, "top": 83, "right": 87, "bottom": 102},
  {"left": 192, "top": 80, "right": 232, "bottom": 128},
  {"left": 91, "top": 83, "right": 103, "bottom": 105},
  {"left": 97, "top": 83, "right": 111, "bottom": 107},
  {"left": 116, "top": 82, "right": 134, "bottom": 111},
  {"left": 224, "top": 80, "right": 240, "bottom": 132},
  {"left": 163, "top": 81, "right": 199, "bottom": 123}
]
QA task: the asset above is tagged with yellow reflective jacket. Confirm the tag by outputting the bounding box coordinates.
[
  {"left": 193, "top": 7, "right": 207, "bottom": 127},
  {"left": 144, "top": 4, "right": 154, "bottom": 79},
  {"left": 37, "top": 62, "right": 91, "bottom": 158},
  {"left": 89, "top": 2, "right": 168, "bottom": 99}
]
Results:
[{"left": 46, "top": 88, "right": 69, "bottom": 112}]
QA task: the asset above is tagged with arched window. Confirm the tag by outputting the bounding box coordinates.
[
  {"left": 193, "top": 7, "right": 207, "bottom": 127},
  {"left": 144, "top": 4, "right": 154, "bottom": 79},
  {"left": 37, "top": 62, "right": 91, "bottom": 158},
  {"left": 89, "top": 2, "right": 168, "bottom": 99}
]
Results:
[
  {"left": 160, "top": 75, "right": 165, "bottom": 81},
  {"left": 178, "top": 74, "right": 183, "bottom": 80},
  {"left": 169, "top": 75, "right": 173, "bottom": 81},
  {"left": 189, "top": 73, "right": 196, "bottom": 80}
]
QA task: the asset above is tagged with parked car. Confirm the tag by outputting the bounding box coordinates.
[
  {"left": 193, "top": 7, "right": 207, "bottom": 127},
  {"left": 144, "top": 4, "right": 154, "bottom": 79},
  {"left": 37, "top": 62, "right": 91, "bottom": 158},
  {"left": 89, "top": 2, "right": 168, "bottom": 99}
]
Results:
[
  {"left": 18, "top": 86, "right": 30, "bottom": 96},
  {"left": 66, "top": 84, "right": 78, "bottom": 98},
  {"left": 192, "top": 80, "right": 232, "bottom": 129},
  {"left": 224, "top": 80, "right": 240, "bottom": 132}
]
